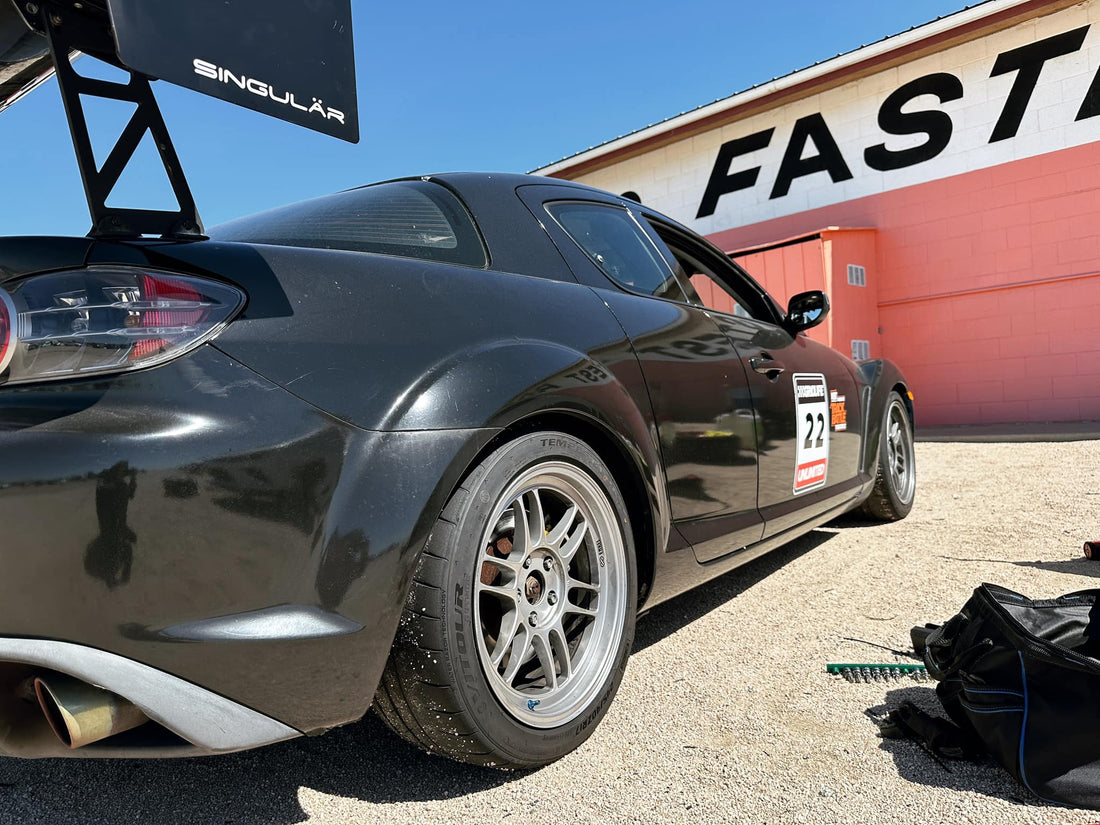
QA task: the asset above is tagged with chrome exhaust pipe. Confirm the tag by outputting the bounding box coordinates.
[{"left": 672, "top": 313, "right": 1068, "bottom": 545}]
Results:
[{"left": 34, "top": 675, "right": 149, "bottom": 749}]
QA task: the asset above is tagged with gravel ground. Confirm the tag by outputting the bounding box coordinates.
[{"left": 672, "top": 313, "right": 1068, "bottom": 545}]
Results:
[{"left": 2, "top": 438, "right": 1099, "bottom": 824}]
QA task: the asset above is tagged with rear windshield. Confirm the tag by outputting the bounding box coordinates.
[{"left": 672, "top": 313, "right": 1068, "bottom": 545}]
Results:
[{"left": 210, "top": 180, "right": 487, "bottom": 267}]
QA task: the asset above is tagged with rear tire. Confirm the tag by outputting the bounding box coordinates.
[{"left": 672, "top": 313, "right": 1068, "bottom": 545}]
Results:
[
  {"left": 861, "top": 391, "right": 916, "bottom": 520},
  {"left": 375, "top": 431, "right": 637, "bottom": 768}
]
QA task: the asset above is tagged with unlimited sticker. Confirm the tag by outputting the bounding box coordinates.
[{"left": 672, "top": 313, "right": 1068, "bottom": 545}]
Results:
[{"left": 793, "top": 373, "right": 829, "bottom": 494}]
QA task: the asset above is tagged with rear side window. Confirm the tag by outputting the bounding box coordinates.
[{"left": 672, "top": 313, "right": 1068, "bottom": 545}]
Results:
[
  {"left": 210, "top": 180, "right": 487, "bottom": 267},
  {"left": 546, "top": 202, "right": 691, "bottom": 302}
]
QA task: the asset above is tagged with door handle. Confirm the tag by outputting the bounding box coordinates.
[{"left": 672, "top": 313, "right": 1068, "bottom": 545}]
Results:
[{"left": 750, "top": 353, "right": 785, "bottom": 381}]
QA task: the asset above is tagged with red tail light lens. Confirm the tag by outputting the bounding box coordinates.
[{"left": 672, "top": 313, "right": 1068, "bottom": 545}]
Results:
[{"left": 0, "top": 266, "right": 245, "bottom": 385}]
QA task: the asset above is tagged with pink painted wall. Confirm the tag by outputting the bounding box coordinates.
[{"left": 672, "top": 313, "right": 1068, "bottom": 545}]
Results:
[
  {"left": 730, "top": 229, "right": 881, "bottom": 359},
  {"left": 823, "top": 229, "right": 881, "bottom": 362},
  {"left": 709, "top": 143, "right": 1100, "bottom": 426}
]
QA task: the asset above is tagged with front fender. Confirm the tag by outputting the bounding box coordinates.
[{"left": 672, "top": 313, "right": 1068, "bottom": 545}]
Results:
[{"left": 859, "top": 358, "right": 912, "bottom": 477}]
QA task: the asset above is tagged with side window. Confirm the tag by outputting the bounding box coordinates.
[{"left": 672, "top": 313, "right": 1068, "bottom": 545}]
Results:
[
  {"left": 642, "top": 218, "right": 774, "bottom": 321},
  {"left": 674, "top": 246, "right": 753, "bottom": 319},
  {"left": 546, "top": 202, "right": 692, "bottom": 303}
]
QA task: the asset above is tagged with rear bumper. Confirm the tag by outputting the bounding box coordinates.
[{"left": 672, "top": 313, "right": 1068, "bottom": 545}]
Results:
[
  {"left": 0, "top": 345, "right": 498, "bottom": 744},
  {"left": 0, "top": 638, "right": 299, "bottom": 758}
]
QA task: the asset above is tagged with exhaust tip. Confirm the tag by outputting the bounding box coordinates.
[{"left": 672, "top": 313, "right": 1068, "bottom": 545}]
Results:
[{"left": 34, "top": 675, "right": 148, "bottom": 749}]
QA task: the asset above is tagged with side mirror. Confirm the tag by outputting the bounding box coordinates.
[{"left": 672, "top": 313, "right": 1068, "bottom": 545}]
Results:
[{"left": 784, "top": 290, "right": 830, "bottom": 333}]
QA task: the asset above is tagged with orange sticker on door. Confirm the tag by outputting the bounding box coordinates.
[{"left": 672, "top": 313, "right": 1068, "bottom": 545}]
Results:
[
  {"left": 830, "top": 389, "right": 847, "bottom": 432},
  {"left": 794, "top": 373, "right": 829, "bottom": 494}
]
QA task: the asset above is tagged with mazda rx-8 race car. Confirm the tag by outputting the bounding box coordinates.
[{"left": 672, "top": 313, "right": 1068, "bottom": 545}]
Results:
[{"left": 0, "top": 0, "right": 915, "bottom": 768}]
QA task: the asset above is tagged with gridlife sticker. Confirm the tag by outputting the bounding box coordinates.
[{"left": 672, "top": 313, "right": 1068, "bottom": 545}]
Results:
[{"left": 793, "top": 373, "right": 829, "bottom": 494}]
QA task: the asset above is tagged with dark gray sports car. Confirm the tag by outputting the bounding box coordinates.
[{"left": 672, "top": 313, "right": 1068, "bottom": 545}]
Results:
[{"left": 0, "top": 0, "right": 915, "bottom": 769}]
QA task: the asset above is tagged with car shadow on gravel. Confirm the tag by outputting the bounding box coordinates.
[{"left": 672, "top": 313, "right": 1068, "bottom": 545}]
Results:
[
  {"left": 0, "top": 712, "right": 521, "bottom": 825},
  {"left": 867, "top": 686, "right": 1050, "bottom": 809},
  {"left": 825, "top": 512, "right": 889, "bottom": 529},
  {"left": 632, "top": 528, "right": 837, "bottom": 653},
  {"left": 1015, "top": 558, "right": 1100, "bottom": 577},
  {"left": 938, "top": 555, "right": 1100, "bottom": 578}
]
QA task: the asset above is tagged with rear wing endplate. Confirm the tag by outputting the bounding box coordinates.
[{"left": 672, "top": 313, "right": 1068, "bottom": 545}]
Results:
[{"left": 0, "top": 0, "right": 358, "bottom": 238}]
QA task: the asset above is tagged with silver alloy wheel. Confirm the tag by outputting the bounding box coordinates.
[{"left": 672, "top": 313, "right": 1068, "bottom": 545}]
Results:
[
  {"left": 885, "top": 398, "right": 915, "bottom": 505},
  {"left": 474, "top": 460, "right": 628, "bottom": 729}
]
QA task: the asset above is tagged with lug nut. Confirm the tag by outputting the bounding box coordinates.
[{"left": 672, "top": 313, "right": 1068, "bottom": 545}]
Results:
[
  {"left": 548, "top": 591, "right": 558, "bottom": 605},
  {"left": 528, "top": 612, "right": 538, "bottom": 627},
  {"left": 543, "top": 557, "right": 554, "bottom": 571},
  {"left": 523, "top": 557, "right": 531, "bottom": 569}
]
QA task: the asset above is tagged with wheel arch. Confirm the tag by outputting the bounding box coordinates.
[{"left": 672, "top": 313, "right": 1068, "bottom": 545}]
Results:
[
  {"left": 471, "top": 410, "right": 660, "bottom": 609},
  {"left": 385, "top": 340, "right": 669, "bottom": 611},
  {"left": 893, "top": 381, "right": 915, "bottom": 429}
]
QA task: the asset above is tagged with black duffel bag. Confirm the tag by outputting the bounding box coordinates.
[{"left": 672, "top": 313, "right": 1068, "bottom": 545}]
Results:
[{"left": 918, "top": 583, "right": 1100, "bottom": 808}]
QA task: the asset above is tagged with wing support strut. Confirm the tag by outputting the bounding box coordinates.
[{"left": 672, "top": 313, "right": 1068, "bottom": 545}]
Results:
[{"left": 24, "top": 2, "right": 205, "bottom": 239}]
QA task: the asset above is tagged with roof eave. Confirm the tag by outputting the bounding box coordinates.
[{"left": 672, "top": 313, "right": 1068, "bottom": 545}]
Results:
[{"left": 535, "top": 0, "right": 1072, "bottom": 179}]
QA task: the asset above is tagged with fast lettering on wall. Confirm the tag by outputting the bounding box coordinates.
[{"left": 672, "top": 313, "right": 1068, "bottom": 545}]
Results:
[
  {"left": 577, "top": 6, "right": 1100, "bottom": 233},
  {"left": 696, "top": 25, "right": 1094, "bottom": 219}
]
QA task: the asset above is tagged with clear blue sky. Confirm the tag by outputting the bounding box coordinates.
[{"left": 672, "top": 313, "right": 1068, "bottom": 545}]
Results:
[{"left": 0, "top": 0, "right": 970, "bottom": 236}]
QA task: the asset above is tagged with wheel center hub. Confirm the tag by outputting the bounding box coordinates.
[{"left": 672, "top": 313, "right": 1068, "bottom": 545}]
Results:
[{"left": 525, "top": 572, "right": 544, "bottom": 604}]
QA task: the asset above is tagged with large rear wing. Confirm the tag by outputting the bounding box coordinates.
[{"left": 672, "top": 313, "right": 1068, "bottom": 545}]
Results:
[
  {"left": 0, "top": 0, "right": 358, "bottom": 238},
  {"left": 0, "top": 2, "right": 59, "bottom": 114}
]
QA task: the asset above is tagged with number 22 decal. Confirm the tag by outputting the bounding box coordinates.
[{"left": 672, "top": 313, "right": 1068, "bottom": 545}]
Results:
[
  {"left": 803, "top": 412, "right": 825, "bottom": 449},
  {"left": 793, "top": 373, "right": 829, "bottom": 494}
]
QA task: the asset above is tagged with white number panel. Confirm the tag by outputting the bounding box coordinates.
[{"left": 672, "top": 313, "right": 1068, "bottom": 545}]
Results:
[{"left": 793, "top": 373, "right": 829, "bottom": 494}]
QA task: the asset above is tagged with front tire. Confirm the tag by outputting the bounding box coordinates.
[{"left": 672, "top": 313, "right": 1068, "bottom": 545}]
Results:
[
  {"left": 861, "top": 391, "right": 916, "bottom": 520},
  {"left": 375, "top": 431, "right": 637, "bottom": 768}
]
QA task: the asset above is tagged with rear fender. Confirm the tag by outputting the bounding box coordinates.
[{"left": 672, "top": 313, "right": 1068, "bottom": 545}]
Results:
[
  {"left": 382, "top": 340, "right": 640, "bottom": 432},
  {"left": 384, "top": 339, "right": 669, "bottom": 596}
]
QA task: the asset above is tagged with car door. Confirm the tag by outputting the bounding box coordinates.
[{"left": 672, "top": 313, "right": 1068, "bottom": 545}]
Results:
[
  {"left": 639, "top": 216, "right": 865, "bottom": 541},
  {"left": 523, "top": 191, "right": 764, "bottom": 558}
]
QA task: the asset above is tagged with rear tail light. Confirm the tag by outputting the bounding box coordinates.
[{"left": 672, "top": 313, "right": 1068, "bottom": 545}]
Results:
[
  {"left": 0, "top": 291, "right": 14, "bottom": 375},
  {"left": 0, "top": 266, "right": 245, "bottom": 386}
]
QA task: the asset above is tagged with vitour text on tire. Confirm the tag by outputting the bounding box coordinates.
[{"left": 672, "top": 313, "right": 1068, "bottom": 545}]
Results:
[{"left": 375, "top": 431, "right": 637, "bottom": 768}]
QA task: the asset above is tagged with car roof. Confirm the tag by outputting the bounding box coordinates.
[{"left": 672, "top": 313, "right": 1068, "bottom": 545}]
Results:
[{"left": 383, "top": 172, "right": 620, "bottom": 202}]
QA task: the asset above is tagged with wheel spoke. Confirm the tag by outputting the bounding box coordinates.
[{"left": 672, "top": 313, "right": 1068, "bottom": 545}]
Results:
[
  {"left": 548, "top": 620, "right": 573, "bottom": 682},
  {"left": 517, "top": 490, "right": 545, "bottom": 552},
  {"left": 545, "top": 503, "right": 578, "bottom": 547},
  {"left": 477, "top": 578, "right": 520, "bottom": 606},
  {"left": 531, "top": 631, "right": 558, "bottom": 690},
  {"left": 491, "top": 608, "right": 521, "bottom": 668},
  {"left": 559, "top": 517, "right": 588, "bottom": 562},
  {"left": 567, "top": 576, "right": 599, "bottom": 594},
  {"left": 510, "top": 498, "right": 531, "bottom": 557},
  {"left": 564, "top": 595, "right": 597, "bottom": 620},
  {"left": 501, "top": 624, "right": 533, "bottom": 684},
  {"left": 481, "top": 550, "right": 522, "bottom": 576}
]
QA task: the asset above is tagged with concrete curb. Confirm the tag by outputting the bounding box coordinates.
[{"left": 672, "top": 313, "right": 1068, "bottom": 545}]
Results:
[{"left": 916, "top": 420, "right": 1100, "bottom": 443}]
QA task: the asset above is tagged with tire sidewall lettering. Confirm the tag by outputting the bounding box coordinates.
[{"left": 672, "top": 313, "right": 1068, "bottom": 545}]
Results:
[{"left": 451, "top": 581, "right": 489, "bottom": 717}]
